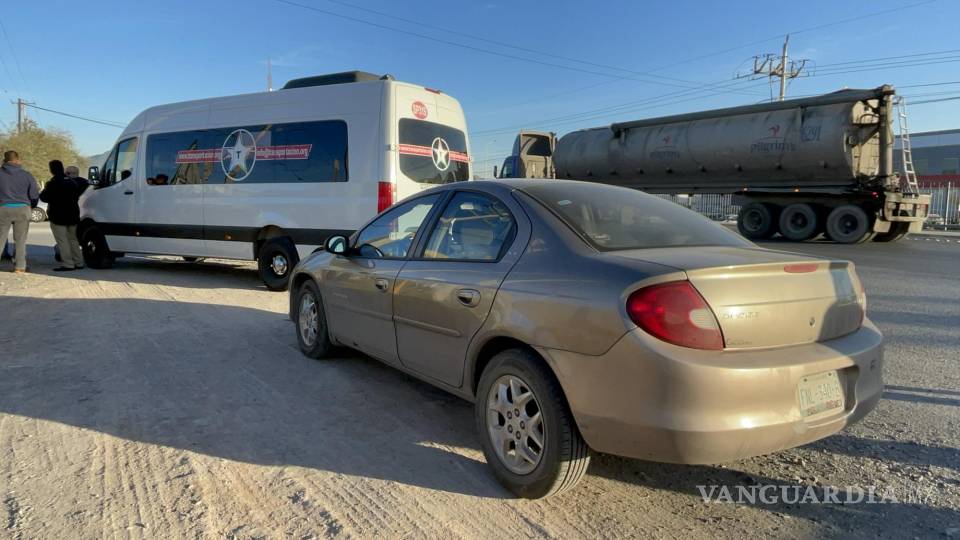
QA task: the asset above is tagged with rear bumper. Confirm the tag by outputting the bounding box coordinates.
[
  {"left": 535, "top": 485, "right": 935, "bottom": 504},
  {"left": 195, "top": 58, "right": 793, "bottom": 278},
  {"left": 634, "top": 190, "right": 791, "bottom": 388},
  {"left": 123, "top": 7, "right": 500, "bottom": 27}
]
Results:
[{"left": 541, "top": 319, "right": 884, "bottom": 464}]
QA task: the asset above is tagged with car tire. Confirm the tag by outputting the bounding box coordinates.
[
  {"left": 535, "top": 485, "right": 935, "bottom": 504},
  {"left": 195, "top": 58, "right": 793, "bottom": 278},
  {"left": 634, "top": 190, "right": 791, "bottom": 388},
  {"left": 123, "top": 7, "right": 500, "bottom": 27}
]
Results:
[
  {"left": 475, "top": 348, "right": 590, "bottom": 499},
  {"left": 295, "top": 280, "right": 335, "bottom": 359},
  {"left": 80, "top": 226, "right": 115, "bottom": 269},
  {"left": 737, "top": 203, "right": 779, "bottom": 239},
  {"left": 30, "top": 208, "right": 47, "bottom": 223},
  {"left": 778, "top": 203, "right": 819, "bottom": 241},
  {"left": 825, "top": 205, "right": 872, "bottom": 244},
  {"left": 257, "top": 237, "right": 299, "bottom": 291}
]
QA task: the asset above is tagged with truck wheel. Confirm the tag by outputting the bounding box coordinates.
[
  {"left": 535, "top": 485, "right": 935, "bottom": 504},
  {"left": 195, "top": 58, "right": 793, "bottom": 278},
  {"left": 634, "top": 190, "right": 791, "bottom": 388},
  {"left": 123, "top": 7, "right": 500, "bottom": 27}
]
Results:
[
  {"left": 779, "top": 203, "right": 819, "bottom": 241},
  {"left": 475, "top": 348, "right": 590, "bottom": 499},
  {"left": 81, "top": 227, "right": 115, "bottom": 269},
  {"left": 825, "top": 205, "right": 872, "bottom": 244},
  {"left": 737, "top": 203, "right": 778, "bottom": 239},
  {"left": 873, "top": 222, "right": 909, "bottom": 243},
  {"left": 258, "top": 237, "right": 299, "bottom": 291}
]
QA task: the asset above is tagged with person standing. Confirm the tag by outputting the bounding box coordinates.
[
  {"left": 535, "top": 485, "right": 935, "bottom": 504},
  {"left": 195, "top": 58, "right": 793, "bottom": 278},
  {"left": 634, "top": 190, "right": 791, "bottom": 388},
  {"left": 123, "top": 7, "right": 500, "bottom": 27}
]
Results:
[
  {"left": 64, "top": 165, "right": 90, "bottom": 193},
  {"left": 40, "top": 160, "right": 85, "bottom": 271},
  {"left": 0, "top": 150, "right": 40, "bottom": 273}
]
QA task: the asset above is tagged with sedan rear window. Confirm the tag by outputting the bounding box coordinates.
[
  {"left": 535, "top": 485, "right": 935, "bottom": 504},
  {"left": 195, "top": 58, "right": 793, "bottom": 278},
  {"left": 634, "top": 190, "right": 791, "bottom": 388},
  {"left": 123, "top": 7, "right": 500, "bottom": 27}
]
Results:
[{"left": 522, "top": 182, "right": 751, "bottom": 251}]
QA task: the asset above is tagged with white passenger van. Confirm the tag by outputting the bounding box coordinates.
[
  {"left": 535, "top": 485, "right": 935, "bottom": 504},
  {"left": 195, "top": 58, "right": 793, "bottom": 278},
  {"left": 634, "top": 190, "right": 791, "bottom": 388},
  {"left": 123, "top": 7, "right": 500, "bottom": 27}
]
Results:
[{"left": 80, "top": 71, "right": 471, "bottom": 290}]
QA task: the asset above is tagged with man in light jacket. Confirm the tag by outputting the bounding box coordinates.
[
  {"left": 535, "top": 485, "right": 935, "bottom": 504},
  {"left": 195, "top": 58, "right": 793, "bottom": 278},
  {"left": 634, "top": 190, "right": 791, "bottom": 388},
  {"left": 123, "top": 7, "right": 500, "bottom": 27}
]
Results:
[{"left": 0, "top": 150, "right": 40, "bottom": 273}]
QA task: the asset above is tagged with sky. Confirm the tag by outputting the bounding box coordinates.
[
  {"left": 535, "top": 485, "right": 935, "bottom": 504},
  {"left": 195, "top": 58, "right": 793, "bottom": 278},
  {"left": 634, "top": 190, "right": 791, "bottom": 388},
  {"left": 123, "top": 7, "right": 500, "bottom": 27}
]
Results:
[{"left": 1, "top": 0, "right": 958, "bottom": 175}]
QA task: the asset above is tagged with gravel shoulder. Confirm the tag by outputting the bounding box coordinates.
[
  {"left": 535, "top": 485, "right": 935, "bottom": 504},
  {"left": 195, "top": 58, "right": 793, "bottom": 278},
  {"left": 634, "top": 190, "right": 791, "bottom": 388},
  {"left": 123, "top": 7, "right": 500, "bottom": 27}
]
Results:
[{"left": 0, "top": 229, "right": 957, "bottom": 539}]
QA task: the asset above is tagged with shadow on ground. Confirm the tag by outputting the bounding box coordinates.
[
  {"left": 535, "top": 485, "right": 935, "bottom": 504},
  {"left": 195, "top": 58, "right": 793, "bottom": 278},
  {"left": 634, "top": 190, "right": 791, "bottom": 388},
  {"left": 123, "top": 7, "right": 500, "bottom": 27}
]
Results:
[
  {"left": 4, "top": 242, "right": 265, "bottom": 290},
  {"left": 0, "top": 294, "right": 957, "bottom": 534}
]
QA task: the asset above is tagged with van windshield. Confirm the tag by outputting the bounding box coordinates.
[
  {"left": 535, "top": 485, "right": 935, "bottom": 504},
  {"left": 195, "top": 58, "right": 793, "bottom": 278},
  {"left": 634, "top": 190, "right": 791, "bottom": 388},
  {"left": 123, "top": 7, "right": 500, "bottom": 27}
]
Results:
[
  {"left": 398, "top": 119, "right": 470, "bottom": 184},
  {"left": 522, "top": 182, "right": 752, "bottom": 251}
]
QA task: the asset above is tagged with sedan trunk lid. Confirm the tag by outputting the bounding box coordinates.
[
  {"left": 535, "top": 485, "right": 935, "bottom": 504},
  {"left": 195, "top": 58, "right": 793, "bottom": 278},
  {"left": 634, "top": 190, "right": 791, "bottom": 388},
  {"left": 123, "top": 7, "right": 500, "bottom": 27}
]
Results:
[{"left": 612, "top": 246, "right": 865, "bottom": 349}]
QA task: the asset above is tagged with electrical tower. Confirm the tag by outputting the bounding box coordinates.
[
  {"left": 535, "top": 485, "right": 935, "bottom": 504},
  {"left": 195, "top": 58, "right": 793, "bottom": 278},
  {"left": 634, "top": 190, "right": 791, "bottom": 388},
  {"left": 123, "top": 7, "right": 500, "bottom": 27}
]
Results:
[{"left": 737, "top": 35, "right": 808, "bottom": 101}]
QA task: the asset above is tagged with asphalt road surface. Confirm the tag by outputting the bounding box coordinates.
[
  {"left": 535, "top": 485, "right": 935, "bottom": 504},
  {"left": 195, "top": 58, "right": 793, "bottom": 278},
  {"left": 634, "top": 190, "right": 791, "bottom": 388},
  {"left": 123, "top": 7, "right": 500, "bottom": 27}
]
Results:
[{"left": 0, "top": 228, "right": 957, "bottom": 539}]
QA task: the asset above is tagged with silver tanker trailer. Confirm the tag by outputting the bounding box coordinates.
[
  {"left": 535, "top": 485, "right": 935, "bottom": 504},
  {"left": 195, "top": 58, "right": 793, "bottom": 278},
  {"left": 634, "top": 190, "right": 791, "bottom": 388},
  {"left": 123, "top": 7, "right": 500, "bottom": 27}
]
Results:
[{"left": 499, "top": 86, "right": 930, "bottom": 243}]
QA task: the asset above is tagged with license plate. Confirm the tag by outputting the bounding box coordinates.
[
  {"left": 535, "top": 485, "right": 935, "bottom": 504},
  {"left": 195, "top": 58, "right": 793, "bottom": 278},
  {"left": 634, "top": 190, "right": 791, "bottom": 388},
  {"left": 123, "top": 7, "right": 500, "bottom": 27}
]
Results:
[{"left": 798, "top": 371, "right": 844, "bottom": 418}]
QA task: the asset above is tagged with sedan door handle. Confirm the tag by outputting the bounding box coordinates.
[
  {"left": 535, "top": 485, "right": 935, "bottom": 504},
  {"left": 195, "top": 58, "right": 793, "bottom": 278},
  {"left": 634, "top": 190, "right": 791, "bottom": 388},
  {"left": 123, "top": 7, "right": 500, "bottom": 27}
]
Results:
[
  {"left": 374, "top": 278, "right": 390, "bottom": 292},
  {"left": 456, "top": 288, "right": 481, "bottom": 307}
]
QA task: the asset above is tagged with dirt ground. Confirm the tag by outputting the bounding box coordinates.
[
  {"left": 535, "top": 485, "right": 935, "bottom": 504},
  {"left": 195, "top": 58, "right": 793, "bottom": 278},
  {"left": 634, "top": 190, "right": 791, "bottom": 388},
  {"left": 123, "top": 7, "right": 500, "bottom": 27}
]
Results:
[{"left": 0, "top": 229, "right": 958, "bottom": 539}]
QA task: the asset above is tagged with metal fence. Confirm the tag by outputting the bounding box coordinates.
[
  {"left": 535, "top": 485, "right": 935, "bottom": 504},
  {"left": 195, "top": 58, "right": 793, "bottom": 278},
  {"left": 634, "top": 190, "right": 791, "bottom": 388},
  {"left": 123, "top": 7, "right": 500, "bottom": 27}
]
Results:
[
  {"left": 918, "top": 183, "right": 958, "bottom": 225},
  {"left": 655, "top": 193, "right": 739, "bottom": 222},
  {"left": 656, "top": 184, "right": 959, "bottom": 227}
]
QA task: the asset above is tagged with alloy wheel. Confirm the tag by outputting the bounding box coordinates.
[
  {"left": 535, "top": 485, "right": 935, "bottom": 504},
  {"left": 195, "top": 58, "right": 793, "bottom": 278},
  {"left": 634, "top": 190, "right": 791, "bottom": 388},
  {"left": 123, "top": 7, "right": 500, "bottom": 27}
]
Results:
[
  {"left": 298, "top": 294, "right": 318, "bottom": 347},
  {"left": 486, "top": 374, "right": 545, "bottom": 474}
]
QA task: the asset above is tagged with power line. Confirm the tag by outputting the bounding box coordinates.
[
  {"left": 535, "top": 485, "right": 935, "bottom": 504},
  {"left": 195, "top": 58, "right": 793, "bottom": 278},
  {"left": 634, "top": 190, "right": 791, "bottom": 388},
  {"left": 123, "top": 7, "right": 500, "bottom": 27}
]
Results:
[
  {"left": 0, "top": 18, "right": 27, "bottom": 95},
  {"left": 469, "top": 2, "right": 939, "bottom": 127},
  {"left": 272, "top": 0, "right": 765, "bottom": 96},
  {"left": 23, "top": 103, "right": 125, "bottom": 128},
  {"left": 316, "top": 0, "right": 764, "bottom": 97},
  {"left": 909, "top": 95, "right": 960, "bottom": 105}
]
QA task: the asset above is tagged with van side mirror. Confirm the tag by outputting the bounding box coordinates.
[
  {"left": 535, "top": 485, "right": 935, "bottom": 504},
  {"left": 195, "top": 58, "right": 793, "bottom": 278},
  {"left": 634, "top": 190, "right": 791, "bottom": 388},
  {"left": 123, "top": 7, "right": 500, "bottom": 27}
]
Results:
[
  {"left": 325, "top": 235, "right": 349, "bottom": 255},
  {"left": 88, "top": 166, "right": 100, "bottom": 185},
  {"left": 493, "top": 165, "right": 498, "bottom": 178}
]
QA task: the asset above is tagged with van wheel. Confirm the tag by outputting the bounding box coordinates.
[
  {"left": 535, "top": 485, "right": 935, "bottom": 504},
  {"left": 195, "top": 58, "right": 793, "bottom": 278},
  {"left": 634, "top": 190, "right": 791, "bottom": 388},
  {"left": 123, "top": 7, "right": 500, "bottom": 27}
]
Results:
[
  {"left": 475, "top": 348, "right": 590, "bottom": 499},
  {"left": 258, "top": 237, "right": 299, "bottom": 291},
  {"left": 81, "top": 227, "right": 115, "bottom": 269},
  {"left": 295, "top": 280, "right": 335, "bottom": 359}
]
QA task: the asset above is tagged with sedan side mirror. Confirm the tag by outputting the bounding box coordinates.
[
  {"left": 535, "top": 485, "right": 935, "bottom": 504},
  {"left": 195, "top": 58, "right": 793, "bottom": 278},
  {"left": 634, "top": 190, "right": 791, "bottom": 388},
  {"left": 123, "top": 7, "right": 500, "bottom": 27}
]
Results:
[{"left": 325, "top": 235, "right": 349, "bottom": 255}]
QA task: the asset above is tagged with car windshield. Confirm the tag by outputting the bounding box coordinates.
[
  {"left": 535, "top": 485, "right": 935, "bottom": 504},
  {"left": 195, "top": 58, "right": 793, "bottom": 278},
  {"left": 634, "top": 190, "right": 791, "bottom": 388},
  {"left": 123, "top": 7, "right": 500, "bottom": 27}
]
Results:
[{"left": 522, "top": 182, "right": 752, "bottom": 251}]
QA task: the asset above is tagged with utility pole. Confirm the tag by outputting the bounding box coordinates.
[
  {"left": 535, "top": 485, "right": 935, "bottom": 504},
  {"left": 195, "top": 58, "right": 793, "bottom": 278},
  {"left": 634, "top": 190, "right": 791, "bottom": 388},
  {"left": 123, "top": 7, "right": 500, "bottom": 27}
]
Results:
[
  {"left": 736, "top": 34, "right": 808, "bottom": 101},
  {"left": 778, "top": 35, "right": 789, "bottom": 101},
  {"left": 16, "top": 98, "right": 25, "bottom": 132}
]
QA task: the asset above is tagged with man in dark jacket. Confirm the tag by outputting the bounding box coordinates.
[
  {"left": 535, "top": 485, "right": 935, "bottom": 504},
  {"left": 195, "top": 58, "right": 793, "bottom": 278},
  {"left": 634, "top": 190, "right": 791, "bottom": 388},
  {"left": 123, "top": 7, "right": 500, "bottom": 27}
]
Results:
[
  {"left": 0, "top": 150, "right": 40, "bottom": 273},
  {"left": 40, "top": 160, "right": 85, "bottom": 271}
]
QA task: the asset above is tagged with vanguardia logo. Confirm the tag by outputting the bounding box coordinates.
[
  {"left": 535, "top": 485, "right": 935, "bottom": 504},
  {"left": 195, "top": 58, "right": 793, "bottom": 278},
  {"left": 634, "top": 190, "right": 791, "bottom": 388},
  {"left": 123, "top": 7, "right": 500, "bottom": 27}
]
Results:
[{"left": 694, "top": 484, "right": 932, "bottom": 505}]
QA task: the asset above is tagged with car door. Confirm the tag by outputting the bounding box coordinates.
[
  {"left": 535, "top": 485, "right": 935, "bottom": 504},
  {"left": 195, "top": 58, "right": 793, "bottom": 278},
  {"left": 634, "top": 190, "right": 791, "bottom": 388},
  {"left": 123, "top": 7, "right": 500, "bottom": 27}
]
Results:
[
  {"left": 92, "top": 137, "right": 141, "bottom": 252},
  {"left": 322, "top": 193, "right": 443, "bottom": 365},
  {"left": 393, "top": 190, "right": 526, "bottom": 387}
]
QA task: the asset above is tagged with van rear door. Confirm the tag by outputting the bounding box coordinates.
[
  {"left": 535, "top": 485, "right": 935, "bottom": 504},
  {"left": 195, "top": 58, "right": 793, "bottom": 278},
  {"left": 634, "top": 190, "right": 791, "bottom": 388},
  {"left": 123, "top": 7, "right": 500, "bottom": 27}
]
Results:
[{"left": 393, "top": 85, "right": 471, "bottom": 199}]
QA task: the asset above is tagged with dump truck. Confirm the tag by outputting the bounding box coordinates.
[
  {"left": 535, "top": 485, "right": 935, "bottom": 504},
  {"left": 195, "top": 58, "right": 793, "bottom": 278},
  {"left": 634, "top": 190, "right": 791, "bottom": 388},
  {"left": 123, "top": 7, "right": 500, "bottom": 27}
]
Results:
[{"left": 498, "top": 86, "right": 930, "bottom": 243}]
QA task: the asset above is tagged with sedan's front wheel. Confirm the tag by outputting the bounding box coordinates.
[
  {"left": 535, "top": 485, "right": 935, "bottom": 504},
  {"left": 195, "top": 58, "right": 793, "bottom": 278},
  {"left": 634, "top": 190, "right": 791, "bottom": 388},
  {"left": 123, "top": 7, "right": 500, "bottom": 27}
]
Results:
[
  {"left": 295, "top": 280, "right": 334, "bottom": 359},
  {"left": 475, "top": 348, "right": 590, "bottom": 498}
]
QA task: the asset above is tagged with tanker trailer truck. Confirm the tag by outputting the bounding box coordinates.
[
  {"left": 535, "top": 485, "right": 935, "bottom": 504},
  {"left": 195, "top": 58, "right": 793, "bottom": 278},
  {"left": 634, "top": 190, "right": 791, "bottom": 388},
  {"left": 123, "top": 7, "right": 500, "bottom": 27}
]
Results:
[{"left": 499, "top": 86, "right": 930, "bottom": 243}]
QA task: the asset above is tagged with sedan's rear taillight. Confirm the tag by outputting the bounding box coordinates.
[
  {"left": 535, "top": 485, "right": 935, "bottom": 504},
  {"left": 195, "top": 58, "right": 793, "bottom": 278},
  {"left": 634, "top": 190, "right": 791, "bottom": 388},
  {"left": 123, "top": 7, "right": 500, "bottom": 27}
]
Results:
[
  {"left": 377, "top": 181, "right": 395, "bottom": 213},
  {"left": 626, "top": 281, "right": 724, "bottom": 350}
]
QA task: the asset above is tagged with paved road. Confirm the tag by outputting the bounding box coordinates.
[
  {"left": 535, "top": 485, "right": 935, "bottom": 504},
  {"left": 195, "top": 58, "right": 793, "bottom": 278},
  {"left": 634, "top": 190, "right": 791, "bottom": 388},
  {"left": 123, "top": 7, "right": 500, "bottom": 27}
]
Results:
[{"left": 0, "top": 228, "right": 957, "bottom": 539}]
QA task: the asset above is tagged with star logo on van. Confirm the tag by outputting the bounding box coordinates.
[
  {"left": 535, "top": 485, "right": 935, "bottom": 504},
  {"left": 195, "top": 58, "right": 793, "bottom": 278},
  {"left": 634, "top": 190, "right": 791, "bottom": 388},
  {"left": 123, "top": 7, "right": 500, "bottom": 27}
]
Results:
[
  {"left": 221, "top": 129, "right": 257, "bottom": 181},
  {"left": 431, "top": 137, "right": 450, "bottom": 171}
]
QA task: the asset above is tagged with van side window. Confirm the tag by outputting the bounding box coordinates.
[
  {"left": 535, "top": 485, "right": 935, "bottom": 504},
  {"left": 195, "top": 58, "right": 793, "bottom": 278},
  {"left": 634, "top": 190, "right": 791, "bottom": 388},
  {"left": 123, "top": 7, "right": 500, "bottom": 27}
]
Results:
[
  {"left": 146, "top": 131, "right": 215, "bottom": 185},
  {"left": 99, "top": 137, "right": 137, "bottom": 187},
  {"left": 145, "top": 121, "right": 349, "bottom": 186}
]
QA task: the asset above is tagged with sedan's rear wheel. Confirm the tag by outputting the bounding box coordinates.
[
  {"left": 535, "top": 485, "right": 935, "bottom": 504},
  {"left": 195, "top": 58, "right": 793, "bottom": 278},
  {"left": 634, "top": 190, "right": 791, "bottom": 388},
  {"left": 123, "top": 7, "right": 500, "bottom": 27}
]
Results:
[
  {"left": 475, "top": 349, "right": 590, "bottom": 499},
  {"left": 295, "top": 280, "right": 334, "bottom": 359}
]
